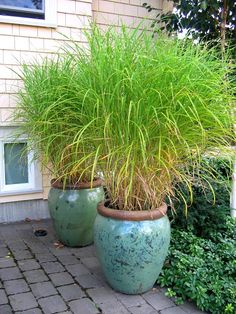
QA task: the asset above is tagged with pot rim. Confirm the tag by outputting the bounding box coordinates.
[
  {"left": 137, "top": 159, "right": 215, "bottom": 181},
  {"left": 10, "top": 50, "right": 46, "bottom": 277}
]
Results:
[
  {"left": 97, "top": 202, "right": 167, "bottom": 221},
  {"left": 51, "top": 177, "right": 104, "bottom": 190}
]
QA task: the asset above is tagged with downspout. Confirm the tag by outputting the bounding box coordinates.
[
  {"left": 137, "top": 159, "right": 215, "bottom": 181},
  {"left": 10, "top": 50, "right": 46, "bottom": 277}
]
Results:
[
  {"left": 231, "top": 155, "right": 236, "bottom": 218},
  {"left": 219, "top": 0, "right": 236, "bottom": 218}
]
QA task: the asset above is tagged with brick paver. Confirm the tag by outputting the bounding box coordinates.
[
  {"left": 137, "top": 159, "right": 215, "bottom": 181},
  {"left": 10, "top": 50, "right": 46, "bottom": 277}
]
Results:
[
  {"left": 0, "top": 220, "right": 208, "bottom": 314},
  {"left": 38, "top": 295, "right": 67, "bottom": 313},
  {"left": 143, "top": 290, "right": 176, "bottom": 311},
  {"left": 0, "top": 257, "right": 16, "bottom": 268},
  {"left": 4, "top": 279, "right": 29, "bottom": 295},
  {"left": 18, "top": 259, "right": 40, "bottom": 271},
  {"left": 49, "top": 272, "right": 74, "bottom": 287},
  {"left": 30, "top": 281, "right": 58, "bottom": 299},
  {"left": 69, "top": 298, "right": 99, "bottom": 314},
  {"left": 41, "top": 261, "right": 65, "bottom": 274},
  {"left": 9, "top": 292, "right": 37, "bottom": 311},
  {"left": 129, "top": 303, "right": 158, "bottom": 314},
  {"left": 0, "top": 304, "right": 13, "bottom": 313},
  {"left": 23, "top": 269, "right": 48, "bottom": 283},
  {"left": 57, "top": 284, "right": 85, "bottom": 301},
  {"left": 0, "top": 289, "right": 8, "bottom": 304}
]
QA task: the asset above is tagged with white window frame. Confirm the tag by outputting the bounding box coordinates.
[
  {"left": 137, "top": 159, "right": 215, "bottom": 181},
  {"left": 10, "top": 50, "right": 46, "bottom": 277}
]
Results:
[
  {"left": 0, "top": 0, "right": 57, "bottom": 28},
  {"left": 0, "top": 128, "right": 42, "bottom": 196}
]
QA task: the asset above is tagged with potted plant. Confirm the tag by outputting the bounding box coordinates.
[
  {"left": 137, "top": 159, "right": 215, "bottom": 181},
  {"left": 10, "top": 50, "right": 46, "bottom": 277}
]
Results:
[
  {"left": 68, "top": 26, "right": 234, "bottom": 294},
  {"left": 15, "top": 56, "right": 105, "bottom": 247}
]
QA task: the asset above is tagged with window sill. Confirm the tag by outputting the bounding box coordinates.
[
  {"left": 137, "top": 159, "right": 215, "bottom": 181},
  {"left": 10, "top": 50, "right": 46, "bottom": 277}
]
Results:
[
  {"left": 0, "top": 15, "right": 57, "bottom": 28},
  {"left": 0, "top": 189, "right": 43, "bottom": 197}
]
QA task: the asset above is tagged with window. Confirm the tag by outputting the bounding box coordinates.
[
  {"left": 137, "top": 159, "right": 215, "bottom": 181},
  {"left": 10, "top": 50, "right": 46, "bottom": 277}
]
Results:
[
  {"left": 0, "top": 0, "right": 56, "bottom": 27},
  {"left": 0, "top": 129, "right": 42, "bottom": 195},
  {"left": 0, "top": 1, "right": 45, "bottom": 19}
]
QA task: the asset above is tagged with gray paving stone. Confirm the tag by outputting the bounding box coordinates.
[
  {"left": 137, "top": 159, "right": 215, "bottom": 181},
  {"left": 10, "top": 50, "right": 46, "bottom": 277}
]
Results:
[
  {"left": 0, "top": 257, "right": 16, "bottom": 268},
  {"left": 69, "top": 298, "right": 99, "bottom": 314},
  {"left": 25, "top": 241, "right": 40, "bottom": 247},
  {"left": 0, "top": 289, "right": 8, "bottom": 304},
  {"left": 71, "top": 245, "right": 96, "bottom": 258},
  {"left": 0, "top": 247, "right": 9, "bottom": 257},
  {"left": 0, "top": 220, "right": 206, "bottom": 314},
  {"left": 49, "top": 272, "right": 74, "bottom": 286},
  {"left": 23, "top": 269, "right": 48, "bottom": 283},
  {"left": 18, "top": 259, "right": 40, "bottom": 271},
  {"left": 65, "top": 263, "right": 90, "bottom": 277},
  {"left": 92, "top": 272, "right": 110, "bottom": 287},
  {"left": 0, "top": 240, "right": 6, "bottom": 248},
  {"left": 16, "top": 308, "right": 42, "bottom": 314},
  {"left": 99, "top": 300, "right": 131, "bottom": 314},
  {"left": 160, "top": 307, "right": 188, "bottom": 314},
  {"left": 76, "top": 273, "right": 104, "bottom": 289},
  {"left": 129, "top": 303, "right": 158, "bottom": 314},
  {"left": 87, "top": 287, "right": 117, "bottom": 305},
  {"left": 143, "top": 290, "right": 176, "bottom": 311},
  {"left": 80, "top": 257, "right": 100, "bottom": 270},
  {"left": 30, "top": 245, "right": 49, "bottom": 254},
  {"left": 0, "top": 228, "right": 20, "bottom": 240},
  {"left": 38, "top": 295, "right": 67, "bottom": 313},
  {"left": 0, "top": 267, "right": 23, "bottom": 281},
  {"left": 30, "top": 281, "right": 58, "bottom": 299},
  {"left": 9, "top": 292, "right": 37, "bottom": 311},
  {"left": 8, "top": 241, "right": 27, "bottom": 251},
  {"left": 41, "top": 261, "right": 65, "bottom": 274},
  {"left": 49, "top": 247, "right": 71, "bottom": 257},
  {"left": 0, "top": 304, "right": 13, "bottom": 314},
  {"left": 57, "top": 254, "right": 79, "bottom": 266},
  {"left": 58, "top": 283, "right": 85, "bottom": 301},
  {"left": 4, "top": 279, "right": 29, "bottom": 295},
  {"left": 12, "top": 250, "right": 33, "bottom": 260},
  {"left": 115, "top": 292, "right": 146, "bottom": 307},
  {"left": 179, "top": 303, "right": 207, "bottom": 314},
  {"left": 35, "top": 252, "right": 57, "bottom": 262}
]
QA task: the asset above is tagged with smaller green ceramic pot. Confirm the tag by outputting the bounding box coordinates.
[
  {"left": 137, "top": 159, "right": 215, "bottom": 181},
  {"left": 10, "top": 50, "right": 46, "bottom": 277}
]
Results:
[
  {"left": 94, "top": 203, "right": 170, "bottom": 294},
  {"left": 48, "top": 179, "right": 104, "bottom": 247}
]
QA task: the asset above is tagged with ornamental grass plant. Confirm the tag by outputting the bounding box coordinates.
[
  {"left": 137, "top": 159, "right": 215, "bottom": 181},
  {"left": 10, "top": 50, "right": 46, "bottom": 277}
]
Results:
[{"left": 15, "top": 25, "right": 236, "bottom": 209}]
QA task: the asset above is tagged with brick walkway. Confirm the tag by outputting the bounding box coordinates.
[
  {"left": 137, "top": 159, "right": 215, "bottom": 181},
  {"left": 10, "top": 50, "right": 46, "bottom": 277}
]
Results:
[{"left": 0, "top": 220, "right": 207, "bottom": 314}]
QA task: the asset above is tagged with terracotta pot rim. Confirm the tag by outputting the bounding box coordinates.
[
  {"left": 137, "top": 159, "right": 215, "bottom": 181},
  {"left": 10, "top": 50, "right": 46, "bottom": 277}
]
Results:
[
  {"left": 97, "top": 202, "right": 167, "bottom": 221},
  {"left": 51, "top": 177, "right": 104, "bottom": 190}
]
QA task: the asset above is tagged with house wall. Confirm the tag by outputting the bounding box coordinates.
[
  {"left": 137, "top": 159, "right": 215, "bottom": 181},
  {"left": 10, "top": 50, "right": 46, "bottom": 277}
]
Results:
[
  {"left": 0, "top": 0, "right": 93, "bottom": 206},
  {"left": 92, "top": 0, "right": 162, "bottom": 29},
  {"left": 0, "top": 0, "right": 165, "bottom": 220}
]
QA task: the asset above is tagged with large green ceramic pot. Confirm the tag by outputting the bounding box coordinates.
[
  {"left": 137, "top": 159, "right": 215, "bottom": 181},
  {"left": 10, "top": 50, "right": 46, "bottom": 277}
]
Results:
[
  {"left": 48, "top": 179, "right": 104, "bottom": 247},
  {"left": 94, "top": 203, "right": 170, "bottom": 294}
]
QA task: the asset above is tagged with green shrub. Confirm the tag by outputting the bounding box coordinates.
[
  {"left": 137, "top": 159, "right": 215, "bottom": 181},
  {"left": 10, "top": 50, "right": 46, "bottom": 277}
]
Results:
[
  {"left": 158, "top": 221, "right": 236, "bottom": 314},
  {"left": 169, "top": 157, "right": 232, "bottom": 238}
]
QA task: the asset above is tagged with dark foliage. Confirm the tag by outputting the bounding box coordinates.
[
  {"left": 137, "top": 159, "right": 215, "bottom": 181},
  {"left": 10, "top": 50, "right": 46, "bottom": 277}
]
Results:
[
  {"left": 170, "top": 158, "right": 232, "bottom": 239},
  {"left": 158, "top": 222, "right": 236, "bottom": 314},
  {"left": 143, "top": 0, "right": 236, "bottom": 55}
]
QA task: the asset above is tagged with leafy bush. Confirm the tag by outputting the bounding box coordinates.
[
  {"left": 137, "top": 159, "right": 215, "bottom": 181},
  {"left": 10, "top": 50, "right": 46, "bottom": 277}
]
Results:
[
  {"left": 158, "top": 220, "right": 236, "bottom": 314},
  {"left": 169, "top": 157, "right": 232, "bottom": 238}
]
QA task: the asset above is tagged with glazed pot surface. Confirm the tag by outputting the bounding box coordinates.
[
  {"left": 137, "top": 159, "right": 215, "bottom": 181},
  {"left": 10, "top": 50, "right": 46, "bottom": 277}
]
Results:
[
  {"left": 94, "top": 209, "right": 170, "bottom": 294},
  {"left": 48, "top": 186, "right": 104, "bottom": 247}
]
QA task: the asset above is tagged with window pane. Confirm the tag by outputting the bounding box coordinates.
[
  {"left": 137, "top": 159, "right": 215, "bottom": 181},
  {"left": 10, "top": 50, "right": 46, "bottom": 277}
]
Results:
[
  {"left": 4, "top": 143, "right": 29, "bottom": 185},
  {"left": 0, "top": 1, "right": 43, "bottom": 11},
  {"left": 0, "top": 0, "right": 44, "bottom": 19}
]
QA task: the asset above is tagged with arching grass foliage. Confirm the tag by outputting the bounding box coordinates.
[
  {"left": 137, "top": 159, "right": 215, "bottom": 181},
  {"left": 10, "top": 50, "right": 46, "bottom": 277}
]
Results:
[{"left": 15, "top": 25, "right": 236, "bottom": 210}]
